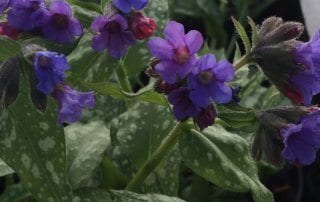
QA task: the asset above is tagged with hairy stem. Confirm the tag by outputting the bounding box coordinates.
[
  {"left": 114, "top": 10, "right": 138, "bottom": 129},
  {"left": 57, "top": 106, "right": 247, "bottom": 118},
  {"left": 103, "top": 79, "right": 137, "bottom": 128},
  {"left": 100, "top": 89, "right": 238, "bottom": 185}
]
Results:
[
  {"left": 125, "top": 121, "right": 186, "bottom": 191},
  {"left": 234, "top": 54, "right": 251, "bottom": 70},
  {"left": 116, "top": 63, "right": 132, "bottom": 92}
]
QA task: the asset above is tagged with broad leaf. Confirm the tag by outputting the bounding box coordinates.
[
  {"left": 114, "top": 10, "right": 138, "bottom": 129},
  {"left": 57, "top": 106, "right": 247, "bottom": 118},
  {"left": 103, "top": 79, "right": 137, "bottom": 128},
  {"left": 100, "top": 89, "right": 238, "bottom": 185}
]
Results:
[
  {"left": 110, "top": 103, "right": 180, "bottom": 195},
  {"left": 68, "top": 33, "right": 119, "bottom": 85},
  {"left": 65, "top": 121, "right": 110, "bottom": 189},
  {"left": 0, "top": 74, "right": 73, "bottom": 201},
  {"left": 110, "top": 190, "right": 185, "bottom": 202},
  {"left": 179, "top": 125, "right": 274, "bottom": 202},
  {"left": 0, "top": 158, "right": 14, "bottom": 177},
  {"left": 86, "top": 82, "right": 167, "bottom": 106},
  {"left": 0, "top": 37, "right": 21, "bottom": 62}
]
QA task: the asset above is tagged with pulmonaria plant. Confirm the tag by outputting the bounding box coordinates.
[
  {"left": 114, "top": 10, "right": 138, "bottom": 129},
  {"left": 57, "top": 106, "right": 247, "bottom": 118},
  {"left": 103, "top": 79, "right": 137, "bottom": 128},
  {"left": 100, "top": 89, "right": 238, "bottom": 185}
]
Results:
[
  {"left": 149, "top": 21, "right": 234, "bottom": 130},
  {"left": 33, "top": 51, "right": 95, "bottom": 124}
]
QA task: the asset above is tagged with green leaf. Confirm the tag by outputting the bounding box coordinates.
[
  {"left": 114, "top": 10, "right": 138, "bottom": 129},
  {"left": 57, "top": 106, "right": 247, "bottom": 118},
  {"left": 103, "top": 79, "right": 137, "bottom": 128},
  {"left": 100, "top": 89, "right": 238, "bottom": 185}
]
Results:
[
  {"left": 110, "top": 190, "right": 186, "bottom": 202},
  {"left": 68, "top": 33, "right": 119, "bottom": 85},
  {"left": 86, "top": 82, "right": 167, "bottom": 106},
  {"left": 231, "top": 17, "right": 252, "bottom": 54},
  {"left": 69, "top": 0, "right": 102, "bottom": 27},
  {"left": 217, "top": 102, "right": 258, "bottom": 133},
  {"left": 179, "top": 125, "right": 274, "bottom": 202},
  {"left": 248, "top": 17, "right": 259, "bottom": 46},
  {"left": 74, "top": 188, "right": 112, "bottom": 202},
  {"left": 0, "top": 74, "right": 73, "bottom": 201},
  {"left": 65, "top": 121, "right": 110, "bottom": 189},
  {"left": 0, "top": 184, "right": 32, "bottom": 202},
  {"left": 110, "top": 103, "right": 180, "bottom": 195},
  {"left": 0, "top": 37, "right": 21, "bottom": 62},
  {"left": 0, "top": 158, "right": 14, "bottom": 177}
]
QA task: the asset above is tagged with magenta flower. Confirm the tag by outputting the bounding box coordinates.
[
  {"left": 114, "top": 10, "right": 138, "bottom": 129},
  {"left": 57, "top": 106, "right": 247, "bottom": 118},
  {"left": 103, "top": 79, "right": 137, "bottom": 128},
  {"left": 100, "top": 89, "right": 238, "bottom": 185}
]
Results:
[
  {"left": 34, "top": 51, "right": 70, "bottom": 94},
  {"left": 53, "top": 84, "right": 95, "bottom": 125},
  {"left": 8, "top": 0, "right": 46, "bottom": 31},
  {"left": 281, "top": 110, "right": 320, "bottom": 165},
  {"left": 91, "top": 14, "right": 135, "bottom": 58},
  {"left": 148, "top": 21, "right": 203, "bottom": 84},
  {"left": 35, "top": 0, "right": 83, "bottom": 43},
  {"left": 112, "top": 0, "right": 148, "bottom": 13},
  {"left": 188, "top": 54, "right": 234, "bottom": 107}
]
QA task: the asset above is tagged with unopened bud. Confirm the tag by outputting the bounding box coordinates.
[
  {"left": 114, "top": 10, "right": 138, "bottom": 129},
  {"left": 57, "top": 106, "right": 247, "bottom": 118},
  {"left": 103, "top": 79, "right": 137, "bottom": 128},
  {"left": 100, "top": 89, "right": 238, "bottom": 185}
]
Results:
[{"left": 129, "top": 11, "right": 156, "bottom": 40}]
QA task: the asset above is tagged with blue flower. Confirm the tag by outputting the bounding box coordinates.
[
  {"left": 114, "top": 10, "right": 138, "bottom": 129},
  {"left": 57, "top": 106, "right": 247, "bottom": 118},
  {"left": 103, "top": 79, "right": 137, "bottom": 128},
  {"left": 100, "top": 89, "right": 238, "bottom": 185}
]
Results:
[
  {"left": 281, "top": 110, "right": 320, "bottom": 165},
  {"left": 34, "top": 51, "right": 70, "bottom": 94},
  {"left": 91, "top": 14, "right": 135, "bottom": 58},
  {"left": 188, "top": 54, "right": 234, "bottom": 107},
  {"left": 53, "top": 84, "right": 95, "bottom": 125},
  {"left": 35, "top": 0, "right": 83, "bottom": 43},
  {"left": 8, "top": 0, "right": 46, "bottom": 31},
  {"left": 0, "top": 0, "right": 10, "bottom": 15},
  {"left": 167, "top": 87, "right": 199, "bottom": 121},
  {"left": 112, "top": 0, "right": 148, "bottom": 13},
  {"left": 148, "top": 21, "right": 203, "bottom": 84}
]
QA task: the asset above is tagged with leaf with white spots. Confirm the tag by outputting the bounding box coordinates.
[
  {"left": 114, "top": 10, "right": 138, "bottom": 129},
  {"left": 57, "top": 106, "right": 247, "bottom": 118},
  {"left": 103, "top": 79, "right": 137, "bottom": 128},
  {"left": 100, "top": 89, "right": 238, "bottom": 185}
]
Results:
[
  {"left": 179, "top": 125, "right": 274, "bottom": 202},
  {"left": 110, "top": 103, "right": 180, "bottom": 195},
  {"left": 68, "top": 32, "right": 119, "bottom": 85},
  {"left": 73, "top": 188, "right": 112, "bottom": 202},
  {"left": 0, "top": 74, "right": 73, "bottom": 201},
  {"left": 65, "top": 121, "right": 110, "bottom": 189},
  {"left": 110, "top": 190, "right": 186, "bottom": 202}
]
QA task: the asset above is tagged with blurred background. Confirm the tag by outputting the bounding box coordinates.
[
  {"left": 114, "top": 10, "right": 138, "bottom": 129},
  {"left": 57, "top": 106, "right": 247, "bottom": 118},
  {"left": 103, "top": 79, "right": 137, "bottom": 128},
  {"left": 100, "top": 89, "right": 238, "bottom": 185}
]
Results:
[{"left": 168, "top": 0, "right": 320, "bottom": 202}]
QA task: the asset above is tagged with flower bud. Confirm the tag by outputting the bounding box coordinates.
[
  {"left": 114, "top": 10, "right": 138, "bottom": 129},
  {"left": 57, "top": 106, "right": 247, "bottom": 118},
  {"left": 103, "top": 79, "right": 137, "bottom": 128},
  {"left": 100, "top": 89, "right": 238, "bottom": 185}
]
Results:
[
  {"left": 250, "top": 17, "right": 320, "bottom": 106},
  {"left": 193, "top": 104, "right": 217, "bottom": 131},
  {"left": 129, "top": 11, "right": 156, "bottom": 40},
  {"left": 0, "top": 22, "right": 20, "bottom": 39},
  {"left": 154, "top": 80, "right": 178, "bottom": 95}
]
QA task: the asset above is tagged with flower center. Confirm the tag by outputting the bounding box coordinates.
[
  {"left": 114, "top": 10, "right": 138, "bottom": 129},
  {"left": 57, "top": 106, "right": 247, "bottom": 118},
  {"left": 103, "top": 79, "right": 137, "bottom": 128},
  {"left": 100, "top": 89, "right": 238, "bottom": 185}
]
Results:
[
  {"left": 106, "top": 21, "right": 121, "bottom": 33},
  {"left": 53, "top": 14, "right": 69, "bottom": 28},
  {"left": 199, "top": 70, "right": 214, "bottom": 85},
  {"left": 31, "top": 1, "right": 40, "bottom": 10},
  {"left": 174, "top": 46, "right": 190, "bottom": 64},
  {"left": 38, "top": 56, "right": 51, "bottom": 68}
]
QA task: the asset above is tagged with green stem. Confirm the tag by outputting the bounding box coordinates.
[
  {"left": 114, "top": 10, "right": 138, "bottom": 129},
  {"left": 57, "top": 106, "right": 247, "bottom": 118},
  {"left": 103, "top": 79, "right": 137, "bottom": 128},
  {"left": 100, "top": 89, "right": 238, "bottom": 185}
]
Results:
[
  {"left": 125, "top": 121, "right": 186, "bottom": 191},
  {"left": 116, "top": 63, "right": 132, "bottom": 92},
  {"left": 234, "top": 54, "right": 251, "bottom": 70}
]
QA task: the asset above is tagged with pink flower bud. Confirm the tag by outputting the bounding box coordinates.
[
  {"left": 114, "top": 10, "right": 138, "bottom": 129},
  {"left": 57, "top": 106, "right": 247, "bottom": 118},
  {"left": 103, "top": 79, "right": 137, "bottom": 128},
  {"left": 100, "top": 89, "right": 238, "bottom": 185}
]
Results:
[
  {"left": 0, "top": 22, "right": 20, "bottom": 40},
  {"left": 130, "top": 12, "right": 156, "bottom": 40}
]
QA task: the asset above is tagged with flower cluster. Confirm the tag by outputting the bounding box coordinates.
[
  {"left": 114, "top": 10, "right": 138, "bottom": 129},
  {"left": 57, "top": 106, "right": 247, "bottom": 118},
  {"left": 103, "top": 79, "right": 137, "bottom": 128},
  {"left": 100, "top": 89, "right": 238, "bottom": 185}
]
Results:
[
  {"left": 91, "top": 0, "right": 156, "bottom": 58},
  {"left": 255, "top": 106, "right": 320, "bottom": 166},
  {"left": 34, "top": 51, "right": 95, "bottom": 125},
  {"left": 2, "top": 0, "right": 83, "bottom": 43},
  {"left": 148, "top": 21, "right": 235, "bottom": 130},
  {"left": 252, "top": 17, "right": 320, "bottom": 106}
]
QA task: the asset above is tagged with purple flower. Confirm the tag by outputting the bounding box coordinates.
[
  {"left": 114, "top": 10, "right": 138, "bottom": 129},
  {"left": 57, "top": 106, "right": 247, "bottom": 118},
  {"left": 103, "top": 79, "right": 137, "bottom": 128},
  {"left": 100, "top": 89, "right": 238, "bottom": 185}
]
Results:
[
  {"left": 34, "top": 0, "right": 83, "bottom": 43},
  {"left": 91, "top": 14, "right": 135, "bottom": 58},
  {"left": 53, "top": 84, "right": 96, "bottom": 125},
  {"left": 148, "top": 21, "right": 203, "bottom": 84},
  {"left": 281, "top": 110, "right": 320, "bottom": 165},
  {"left": 0, "top": 0, "right": 10, "bottom": 14},
  {"left": 288, "top": 30, "right": 320, "bottom": 106},
  {"left": 34, "top": 51, "right": 70, "bottom": 94},
  {"left": 8, "top": 0, "right": 46, "bottom": 31},
  {"left": 168, "top": 87, "right": 199, "bottom": 121},
  {"left": 188, "top": 54, "right": 234, "bottom": 107},
  {"left": 112, "top": 0, "right": 148, "bottom": 13}
]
